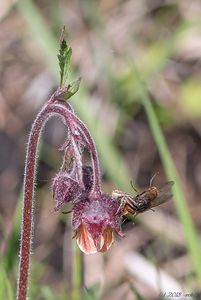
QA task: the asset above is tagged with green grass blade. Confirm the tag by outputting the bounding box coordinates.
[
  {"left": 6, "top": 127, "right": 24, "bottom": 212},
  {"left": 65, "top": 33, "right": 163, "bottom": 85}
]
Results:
[
  {"left": 132, "top": 66, "right": 201, "bottom": 282},
  {"left": 83, "top": 284, "right": 99, "bottom": 300},
  {"left": 72, "top": 240, "right": 83, "bottom": 300},
  {"left": 128, "top": 283, "right": 146, "bottom": 300},
  {"left": 3, "top": 192, "right": 22, "bottom": 273},
  {"left": 0, "top": 267, "right": 15, "bottom": 300}
]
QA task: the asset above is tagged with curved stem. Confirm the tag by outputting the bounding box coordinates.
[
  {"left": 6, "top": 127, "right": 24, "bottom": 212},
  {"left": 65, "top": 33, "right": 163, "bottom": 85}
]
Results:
[
  {"left": 53, "top": 102, "right": 102, "bottom": 196},
  {"left": 17, "top": 100, "right": 102, "bottom": 300}
]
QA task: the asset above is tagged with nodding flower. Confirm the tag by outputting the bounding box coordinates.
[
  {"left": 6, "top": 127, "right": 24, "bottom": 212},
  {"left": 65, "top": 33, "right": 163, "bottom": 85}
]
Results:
[
  {"left": 72, "top": 192, "right": 123, "bottom": 254},
  {"left": 17, "top": 34, "right": 125, "bottom": 300},
  {"left": 48, "top": 77, "right": 124, "bottom": 255}
]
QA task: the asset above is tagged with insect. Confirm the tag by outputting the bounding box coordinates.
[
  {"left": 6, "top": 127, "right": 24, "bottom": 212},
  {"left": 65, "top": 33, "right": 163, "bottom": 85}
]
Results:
[{"left": 112, "top": 177, "right": 174, "bottom": 216}]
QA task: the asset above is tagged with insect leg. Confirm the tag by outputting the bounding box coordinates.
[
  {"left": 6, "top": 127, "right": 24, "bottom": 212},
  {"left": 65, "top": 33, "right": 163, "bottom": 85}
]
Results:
[
  {"left": 130, "top": 180, "right": 138, "bottom": 193},
  {"left": 115, "top": 197, "right": 127, "bottom": 215},
  {"left": 149, "top": 172, "right": 159, "bottom": 187}
]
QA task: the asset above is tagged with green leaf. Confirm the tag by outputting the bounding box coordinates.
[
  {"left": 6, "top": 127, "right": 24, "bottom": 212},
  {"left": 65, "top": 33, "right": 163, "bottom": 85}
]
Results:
[
  {"left": 58, "top": 30, "right": 72, "bottom": 87},
  {"left": 63, "top": 78, "right": 81, "bottom": 100}
]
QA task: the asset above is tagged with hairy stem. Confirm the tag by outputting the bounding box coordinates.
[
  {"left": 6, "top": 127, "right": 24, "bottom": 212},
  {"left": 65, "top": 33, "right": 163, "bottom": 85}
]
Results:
[
  {"left": 17, "top": 99, "right": 101, "bottom": 300},
  {"left": 17, "top": 103, "right": 51, "bottom": 300},
  {"left": 53, "top": 102, "right": 102, "bottom": 195}
]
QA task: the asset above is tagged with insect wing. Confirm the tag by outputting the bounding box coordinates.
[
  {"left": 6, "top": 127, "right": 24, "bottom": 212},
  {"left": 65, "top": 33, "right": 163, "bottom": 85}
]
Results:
[
  {"left": 150, "top": 181, "right": 174, "bottom": 208},
  {"left": 159, "top": 181, "right": 174, "bottom": 192}
]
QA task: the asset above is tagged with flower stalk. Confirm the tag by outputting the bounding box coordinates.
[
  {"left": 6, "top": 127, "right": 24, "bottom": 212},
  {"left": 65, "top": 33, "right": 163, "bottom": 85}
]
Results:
[
  {"left": 17, "top": 34, "right": 123, "bottom": 300},
  {"left": 17, "top": 103, "right": 51, "bottom": 300},
  {"left": 17, "top": 90, "right": 118, "bottom": 299}
]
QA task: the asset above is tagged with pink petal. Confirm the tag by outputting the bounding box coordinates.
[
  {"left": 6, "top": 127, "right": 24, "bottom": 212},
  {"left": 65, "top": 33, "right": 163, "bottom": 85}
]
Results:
[
  {"left": 75, "top": 224, "right": 103, "bottom": 254},
  {"left": 99, "top": 227, "right": 113, "bottom": 253}
]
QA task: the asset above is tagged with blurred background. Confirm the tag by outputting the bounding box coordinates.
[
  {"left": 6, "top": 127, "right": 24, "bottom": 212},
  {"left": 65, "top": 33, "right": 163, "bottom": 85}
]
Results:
[{"left": 1, "top": 0, "right": 201, "bottom": 299}]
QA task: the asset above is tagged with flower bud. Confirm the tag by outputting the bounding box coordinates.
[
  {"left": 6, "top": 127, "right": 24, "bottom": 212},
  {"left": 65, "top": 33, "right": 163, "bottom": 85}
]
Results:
[{"left": 53, "top": 171, "right": 83, "bottom": 211}]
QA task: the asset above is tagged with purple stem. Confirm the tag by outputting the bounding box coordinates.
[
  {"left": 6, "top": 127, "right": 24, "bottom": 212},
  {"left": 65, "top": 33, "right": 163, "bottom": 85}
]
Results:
[
  {"left": 53, "top": 102, "right": 102, "bottom": 196},
  {"left": 17, "top": 99, "right": 101, "bottom": 300},
  {"left": 17, "top": 103, "right": 50, "bottom": 300}
]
